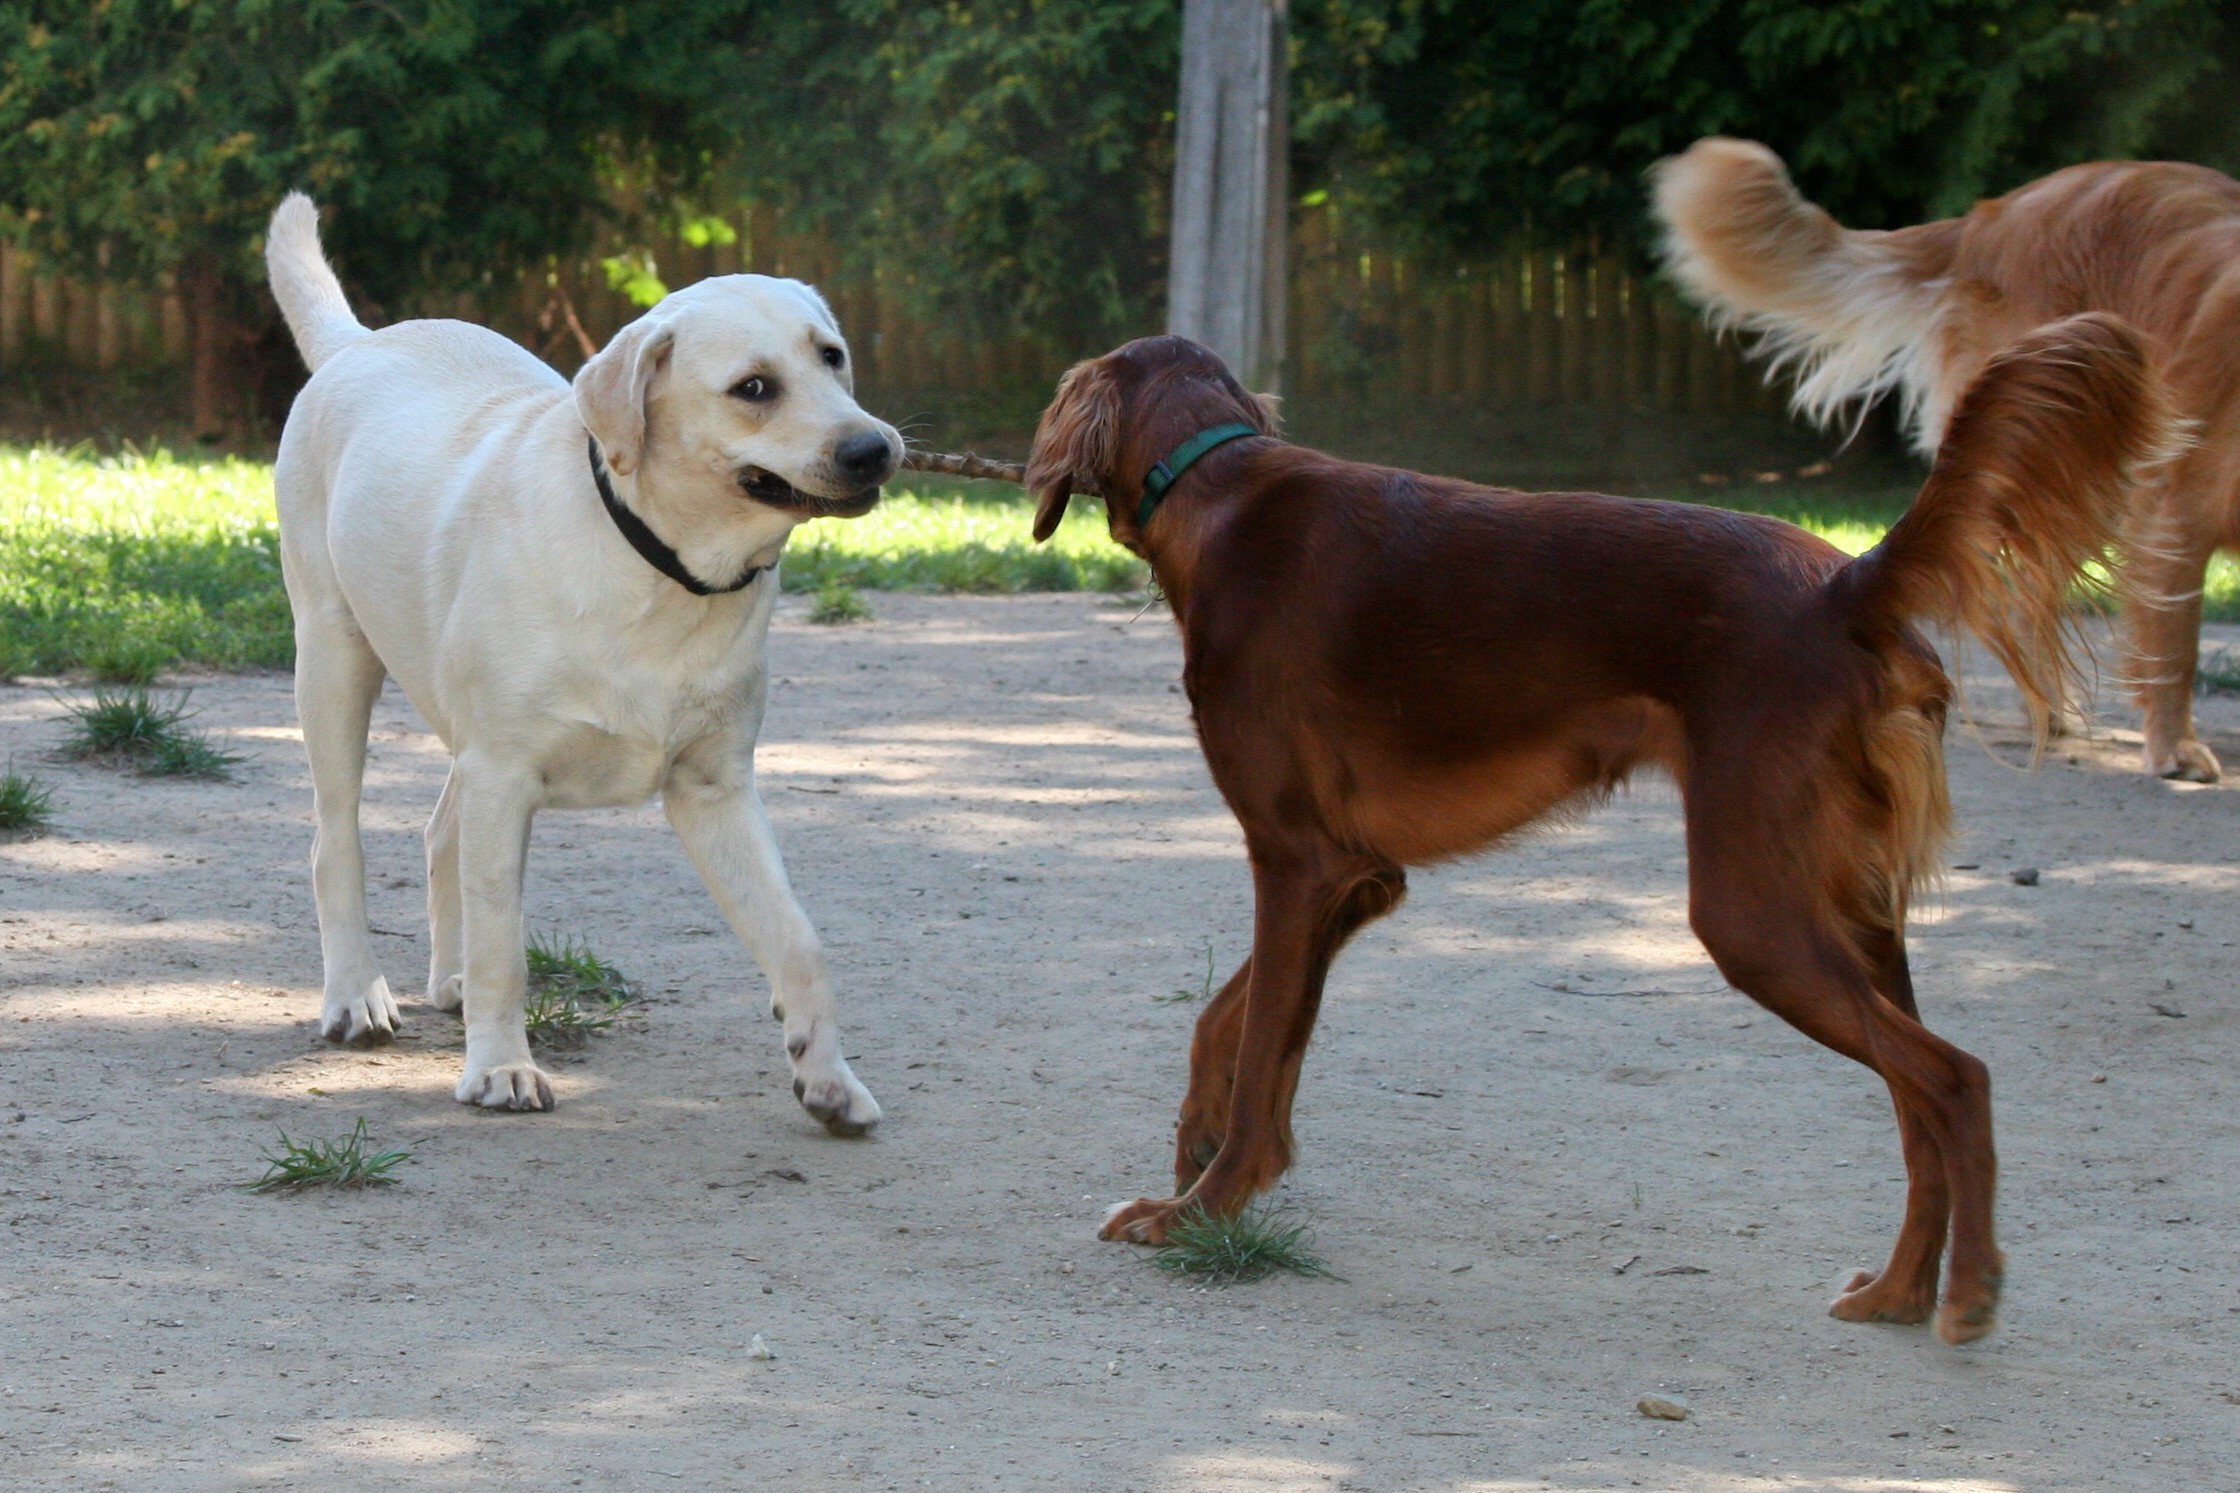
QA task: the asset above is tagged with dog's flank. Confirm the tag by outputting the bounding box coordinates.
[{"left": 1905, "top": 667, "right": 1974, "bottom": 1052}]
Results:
[
  {"left": 1653, "top": 136, "right": 2240, "bottom": 783},
  {"left": 1027, "top": 326, "right": 2173, "bottom": 1347}
]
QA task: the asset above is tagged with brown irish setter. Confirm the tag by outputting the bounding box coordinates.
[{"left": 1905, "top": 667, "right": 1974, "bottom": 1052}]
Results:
[
  {"left": 1656, "top": 138, "right": 2240, "bottom": 782},
  {"left": 1024, "top": 318, "right": 2173, "bottom": 1345}
]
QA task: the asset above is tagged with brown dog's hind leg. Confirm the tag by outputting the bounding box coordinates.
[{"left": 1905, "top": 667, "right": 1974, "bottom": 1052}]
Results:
[
  {"left": 1173, "top": 958, "right": 1251, "bottom": 1189},
  {"left": 1105, "top": 857, "right": 1403, "bottom": 1245},
  {"left": 1690, "top": 874, "right": 2001, "bottom": 1345},
  {"left": 1826, "top": 919, "right": 1949, "bottom": 1326}
]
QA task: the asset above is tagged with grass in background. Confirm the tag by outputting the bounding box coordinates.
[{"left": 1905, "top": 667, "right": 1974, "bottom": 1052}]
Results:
[
  {"left": 1151, "top": 1205, "right": 1337, "bottom": 1284},
  {"left": 523, "top": 930, "right": 641, "bottom": 1049},
  {"left": 807, "top": 577, "right": 873, "bottom": 624},
  {"left": 0, "top": 444, "right": 290, "bottom": 680},
  {"left": 10, "top": 444, "right": 2240, "bottom": 681},
  {"left": 0, "top": 764, "right": 53, "bottom": 833},
  {"left": 245, "top": 1118, "right": 410, "bottom": 1193},
  {"left": 58, "top": 685, "right": 239, "bottom": 778}
]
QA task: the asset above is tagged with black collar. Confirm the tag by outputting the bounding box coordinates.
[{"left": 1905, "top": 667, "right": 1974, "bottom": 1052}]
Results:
[{"left": 587, "top": 435, "right": 762, "bottom": 596}]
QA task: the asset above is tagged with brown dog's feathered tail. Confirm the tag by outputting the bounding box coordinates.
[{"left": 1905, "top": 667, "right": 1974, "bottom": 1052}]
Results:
[
  {"left": 1822, "top": 312, "right": 2180, "bottom": 934},
  {"left": 1834, "top": 312, "right": 2183, "bottom": 741}
]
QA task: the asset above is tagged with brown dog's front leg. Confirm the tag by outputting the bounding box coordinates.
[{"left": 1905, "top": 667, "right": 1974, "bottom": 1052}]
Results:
[{"left": 1106, "top": 860, "right": 1401, "bottom": 1245}]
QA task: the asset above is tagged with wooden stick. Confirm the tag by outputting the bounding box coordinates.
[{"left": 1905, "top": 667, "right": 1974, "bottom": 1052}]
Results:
[{"left": 900, "top": 449, "right": 1028, "bottom": 485}]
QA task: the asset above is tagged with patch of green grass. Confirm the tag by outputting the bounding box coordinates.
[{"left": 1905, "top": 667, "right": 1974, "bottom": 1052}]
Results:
[
  {"left": 523, "top": 931, "right": 641, "bottom": 1050},
  {"left": 0, "top": 763, "right": 54, "bottom": 833},
  {"left": 1158, "top": 941, "right": 1216, "bottom": 1003},
  {"left": 1151, "top": 1205, "right": 1337, "bottom": 1285},
  {"left": 781, "top": 478, "right": 1147, "bottom": 594},
  {"left": 807, "top": 578, "right": 873, "bottom": 624},
  {"left": 58, "top": 685, "right": 239, "bottom": 779},
  {"left": 0, "top": 443, "right": 291, "bottom": 680},
  {"left": 245, "top": 1118, "right": 410, "bottom": 1193}
]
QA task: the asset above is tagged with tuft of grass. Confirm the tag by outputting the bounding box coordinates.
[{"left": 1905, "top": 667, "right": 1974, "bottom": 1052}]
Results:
[
  {"left": 245, "top": 1118, "right": 410, "bottom": 1193},
  {"left": 1151, "top": 1204, "right": 1338, "bottom": 1285},
  {"left": 0, "top": 763, "right": 54, "bottom": 833},
  {"left": 523, "top": 931, "right": 641, "bottom": 1049},
  {"left": 1158, "top": 941, "right": 1216, "bottom": 1003},
  {"left": 807, "top": 578, "right": 873, "bottom": 625},
  {"left": 57, "top": 685, "right": 239, "bottom": 778}
]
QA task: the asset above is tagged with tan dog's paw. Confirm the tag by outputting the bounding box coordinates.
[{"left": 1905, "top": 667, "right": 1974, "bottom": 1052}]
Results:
[
  {"left": 456, "top": 1060, "right": 554, "bottom": 1112},
  {"left": 427, "top": 972, "right": 464, "bottom": 1013},
  {"left": 1828, "top": 1267, "right": 1935, "bottom": 1326},
  {"left": 1100, "top": 1196, "right": 1189, "bottom": 1245},
  {"left": 321, "top": 979, "right": 399, "bottom": 1045},
  {"left": 2148, "top": 737, "right": 2221, "bottom": 782},
  {"left": 1934, "top": 1271, "right": 2003, "bottom": 1345},
  {"left": 792, "top": 1061, "right": 880, "bottom": 1138}
]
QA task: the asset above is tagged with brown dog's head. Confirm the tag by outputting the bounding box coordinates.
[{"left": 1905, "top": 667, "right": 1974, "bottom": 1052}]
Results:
[{"left": 1024, "top": 336, "right": 1279, "bottom": 553}]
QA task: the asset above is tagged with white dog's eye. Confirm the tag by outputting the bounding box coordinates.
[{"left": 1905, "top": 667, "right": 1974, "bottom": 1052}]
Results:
[
  {"left": 731, "top": 376, "right": 775, "bottom": 402},
  {"left": 821, "top": 346, "right": 845, "bottom": 369}
]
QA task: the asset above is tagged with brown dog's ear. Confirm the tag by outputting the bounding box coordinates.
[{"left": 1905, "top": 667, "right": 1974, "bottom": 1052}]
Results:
[{"left": 1025, "top": 358, "right": 1119, "bottom": 542}]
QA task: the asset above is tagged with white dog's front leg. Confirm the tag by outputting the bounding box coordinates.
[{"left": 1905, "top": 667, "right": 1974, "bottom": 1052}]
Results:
[
  {"left": 452, "top": 759, "right": 552, "bottom": 1111},
  {"left": 664, "top": 766, "right": 880, "bottom": 1137}
]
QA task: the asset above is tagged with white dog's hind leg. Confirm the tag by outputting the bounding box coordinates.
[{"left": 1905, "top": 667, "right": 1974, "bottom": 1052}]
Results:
[
  {"left": 453, "top": 760, "right": 553, "bottom": 1110},
  {"left": 423, "top": 766, "right": 465, "bottom": 1011},
  {"left": 664, "top": 765, "right": 881, "bottom": 1137},
  {"left": 294, "top": 615, "right": 400, "bottom": 1044}
]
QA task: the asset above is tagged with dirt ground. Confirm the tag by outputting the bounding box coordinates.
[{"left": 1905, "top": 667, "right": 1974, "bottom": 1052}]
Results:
[{"left": 2, "top": 593, "right": 2236, "bottom": 1493}]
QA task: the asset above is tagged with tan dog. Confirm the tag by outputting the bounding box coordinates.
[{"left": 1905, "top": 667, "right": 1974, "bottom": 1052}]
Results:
[{"left": 1654, "top": 137, "right": 2232, "bottom": 780}]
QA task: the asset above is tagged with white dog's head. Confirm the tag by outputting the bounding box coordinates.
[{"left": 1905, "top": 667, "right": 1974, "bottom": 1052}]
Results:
[{"left": 574, "top": 275, "right": 900, "bottom": 536}]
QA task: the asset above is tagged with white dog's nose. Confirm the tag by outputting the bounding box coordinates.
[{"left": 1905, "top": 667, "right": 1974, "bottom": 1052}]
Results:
[{"left": 833, "top": 431, "right": 895, "bottom": 486}]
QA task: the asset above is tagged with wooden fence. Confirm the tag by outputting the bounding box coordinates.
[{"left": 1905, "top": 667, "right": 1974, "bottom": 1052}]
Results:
[{"left": 0, "top": 203, "right": 1783, "bottom": 422}]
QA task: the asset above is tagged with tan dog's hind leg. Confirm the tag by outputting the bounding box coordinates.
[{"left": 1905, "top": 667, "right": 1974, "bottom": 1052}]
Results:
[
  {"left": 424, "top": 767, "right": 464, "bottom": 1012},
  {"left": 294, "top": 612, "right": 400, "bottom": 1045},
  {"left": 2128, "top": 483, "right": 2222, "bottom": 781}
]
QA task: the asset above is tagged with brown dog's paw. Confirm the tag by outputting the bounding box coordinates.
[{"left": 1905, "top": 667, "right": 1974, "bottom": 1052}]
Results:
[
  {"left": 1828, "top": 1267, "right": 1935, "bottom": 1326},
  {"left": 1934, "top": 1272, "right": 2003, "bottom": 1345},
  {"left": 1171, "top": 1129, "right": 1222, "bottom": 1191},
  {"left": 1099, "top": 1196, "right": 1189, "bottom": 1245}
]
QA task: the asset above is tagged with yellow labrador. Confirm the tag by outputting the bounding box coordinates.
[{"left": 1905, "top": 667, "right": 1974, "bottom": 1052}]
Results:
[{"left": 264, "top": 194, "right": 894, "bottom": 1128}]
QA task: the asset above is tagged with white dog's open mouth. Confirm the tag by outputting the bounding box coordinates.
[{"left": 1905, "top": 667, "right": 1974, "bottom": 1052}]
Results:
[{"left": 738, "top": 467, "right": 880, "bottom": 518}]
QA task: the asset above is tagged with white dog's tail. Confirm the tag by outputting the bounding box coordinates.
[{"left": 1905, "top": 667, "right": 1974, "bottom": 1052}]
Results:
[
  {"left": 265, "top": 193, "right": 366, "bottom": 374},
  {"left": 1650, "top": 138, "right": 1962, "bottom": 453}
]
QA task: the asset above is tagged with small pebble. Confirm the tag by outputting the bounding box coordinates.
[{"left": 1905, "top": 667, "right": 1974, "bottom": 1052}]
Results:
[
  {"left": 2010, "top": 867, "right": 2040, "bottom": 886},
  {"left": 1637, "top": 1395, "right": 1689, "bottom": 1421},
  {"left": 746, "top": 1334, "right": 775, "bottom": 1361}
]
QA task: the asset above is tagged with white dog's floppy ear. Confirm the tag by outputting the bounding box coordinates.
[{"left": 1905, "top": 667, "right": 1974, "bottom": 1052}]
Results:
[{"left": 574, "top": 317, "right": 675, "bottom": 476}]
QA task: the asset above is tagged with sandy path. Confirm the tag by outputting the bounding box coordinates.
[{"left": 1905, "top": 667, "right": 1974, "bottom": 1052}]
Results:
[{"left": 1, "top": 594, "right": 2235, "bottom": 1492}]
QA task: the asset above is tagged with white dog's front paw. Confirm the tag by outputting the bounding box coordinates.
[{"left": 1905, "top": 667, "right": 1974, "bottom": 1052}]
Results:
[
  {"left": 321, "top": 978, "right": 399, "bottom": 1045},
  {"left": 456, "top": 1060, "right": 555, "bottom": 1112},
  {"left": 427, "top": 971, "right": 464, "bottom": 1013},
  {"left": 792, "top": 1057, "right": 880, "bottom": 1138}
]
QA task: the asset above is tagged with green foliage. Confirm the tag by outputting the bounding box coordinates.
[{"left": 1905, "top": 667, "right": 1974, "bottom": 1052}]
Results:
[
  {"left": 523, "top": 930, "right": 640, "bottom": 1050},
  {"left": 246, "top": 1118, "right": 410, "bottom": 1193},
  {"left": 58, "top": 685, "right": 238, "bottom": 779},
  {"left": 0, "top": 0, "right": 759, "bottom": 333},
  {"left": 1151, "top": 1205, "right": 1337, "bottom": 1284},
  {"left": 0, "top": 764, "right": 53, "bottom": 833},
  {"left": 1292, "top": 0, "right": 2240, "bottom": 254}
]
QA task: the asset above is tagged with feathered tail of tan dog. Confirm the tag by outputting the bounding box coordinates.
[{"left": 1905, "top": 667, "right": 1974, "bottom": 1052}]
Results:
[
  {"left": 265, "top": 194, "right": 367, "bottom": 374},
  {"left": 1650, "top": 138, "right": 1973, "bottom": 454}
]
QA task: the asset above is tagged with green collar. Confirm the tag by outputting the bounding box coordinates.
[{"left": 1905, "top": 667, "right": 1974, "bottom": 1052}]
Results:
[{"left": 1136, "top": 422, "right": 1262, "bottom": 529}]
